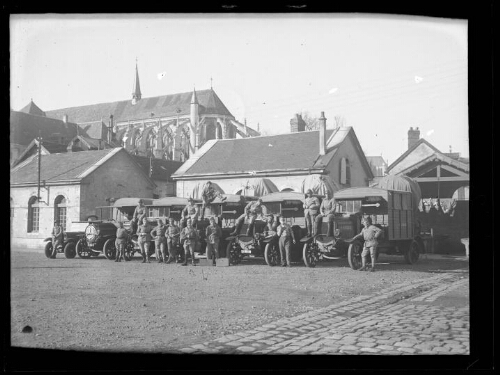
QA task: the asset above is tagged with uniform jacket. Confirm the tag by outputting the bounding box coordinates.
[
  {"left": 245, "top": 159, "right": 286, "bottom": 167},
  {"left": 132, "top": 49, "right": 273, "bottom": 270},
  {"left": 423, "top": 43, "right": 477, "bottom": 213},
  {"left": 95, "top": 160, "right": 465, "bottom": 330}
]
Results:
[
  {"left": 277, "top": 223, "right": 296, "bottom": 241},
  {"left": 151, "top": 224, "right": 167, "bottom": 240},
  {"left": 137, "top": 223, "right": 152, "bottom": 241},
  {"left": 202, "top": 185, "right": 219, "bottom": 203},
  {"left": 133, "top": 205, "right": 147, "bottom": 223},
  {"left": 304, "top": 196, "right": 320, "bottom": 211},
  {"left": 353, "top": 225, "right": 383, "bottom": 247},
  {"left": 181, "top": 226, "right": 199, "bottom": 245},
  {"left": 183, "top": 204, "right": 199, "bottom": 218},
  {"left": 166, "top": 224, "right": 180, "bottom": 239},
  {"left": 52, "top": 225, "right": 63, "bottom": 240},
  {"left": 205, "top": 224, "right": 222, "bottom": 244},
  {"left": 116, "top": 227, "right": 128, "bottom": 240},
  {"left": 320, "top": 198, "right": 336, "bottom": 216},
  {"left": 245, "top": 201, "right": 263, "bottom": 216}
]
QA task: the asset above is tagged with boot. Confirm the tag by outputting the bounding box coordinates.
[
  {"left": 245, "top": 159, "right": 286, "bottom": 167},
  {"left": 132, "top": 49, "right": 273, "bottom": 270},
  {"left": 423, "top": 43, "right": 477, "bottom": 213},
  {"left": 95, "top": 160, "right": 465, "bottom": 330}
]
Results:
[
  {"left": 142, "top": 256, "right": 146, "bottom": 263},
  {"left": 166, "top": 257, "right": 173, "bottom": 264},
  {"left": 230, "top": 220, "right": 243, "bottom": 236}
]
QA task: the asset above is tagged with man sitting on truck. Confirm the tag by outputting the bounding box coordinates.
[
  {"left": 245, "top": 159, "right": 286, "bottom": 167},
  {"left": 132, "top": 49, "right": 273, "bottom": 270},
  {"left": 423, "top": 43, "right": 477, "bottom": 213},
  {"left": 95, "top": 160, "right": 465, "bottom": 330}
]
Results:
[
  {"left": 229, "top": 198, "right": 264, "bottom": 237},
  {"left": 200, "top": 181, "right": 226, "bottom": 219},
  {"left": 347, "top": 216, "right": 382, "bottom": 272},
  {"left": 182, "top": 198, "right": 199, "bottom": 228},
  {"left": 315, "top": 191, "right": 336, "bottom": 237}
]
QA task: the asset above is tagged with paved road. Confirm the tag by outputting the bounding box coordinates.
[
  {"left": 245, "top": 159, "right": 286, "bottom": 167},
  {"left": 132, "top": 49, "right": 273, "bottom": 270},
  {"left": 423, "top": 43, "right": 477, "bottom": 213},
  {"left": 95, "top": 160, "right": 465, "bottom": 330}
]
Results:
[{"left": 177, "top": 269, "right": 469, "bottom": 355}]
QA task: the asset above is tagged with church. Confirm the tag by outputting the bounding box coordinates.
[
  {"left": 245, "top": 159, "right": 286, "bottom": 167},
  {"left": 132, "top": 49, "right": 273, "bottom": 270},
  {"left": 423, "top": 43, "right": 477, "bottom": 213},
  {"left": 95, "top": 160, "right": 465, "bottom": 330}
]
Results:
[{"left": 41, "top": 62, "right": 260, "bottom": 162}]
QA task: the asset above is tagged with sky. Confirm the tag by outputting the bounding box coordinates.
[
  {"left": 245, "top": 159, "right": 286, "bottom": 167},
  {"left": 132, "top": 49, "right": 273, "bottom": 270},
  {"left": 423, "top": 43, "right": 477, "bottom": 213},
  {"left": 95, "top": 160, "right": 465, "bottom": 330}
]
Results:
[{"left": 10, "top": 14, "right": 468, "bottom": 165}]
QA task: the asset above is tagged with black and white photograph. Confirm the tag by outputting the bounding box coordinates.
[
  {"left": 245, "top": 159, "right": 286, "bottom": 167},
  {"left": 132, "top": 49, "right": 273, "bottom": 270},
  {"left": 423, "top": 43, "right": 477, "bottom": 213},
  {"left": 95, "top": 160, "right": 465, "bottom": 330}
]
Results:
[{"left": 7, "top": 8, "right": 486, "bottom": 370}]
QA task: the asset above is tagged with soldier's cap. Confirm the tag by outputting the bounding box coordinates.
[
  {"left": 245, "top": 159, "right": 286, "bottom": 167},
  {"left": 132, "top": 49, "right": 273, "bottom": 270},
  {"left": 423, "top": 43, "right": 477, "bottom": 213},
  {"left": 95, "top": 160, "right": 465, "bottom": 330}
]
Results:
[
  {"left": 306, "top": 189, "right": 313, "bottom": 194},
  {"left": 207, "top": 181, "right": 212, "bottom": 184}
]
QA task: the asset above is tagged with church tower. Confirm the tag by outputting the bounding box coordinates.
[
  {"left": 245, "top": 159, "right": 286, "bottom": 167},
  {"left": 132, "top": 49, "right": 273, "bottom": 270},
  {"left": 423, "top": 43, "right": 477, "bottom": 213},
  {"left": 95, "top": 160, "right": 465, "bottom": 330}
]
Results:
[
  {"left": 131, "top": 60, "right": 142, "bottom": 105},
  {"left": 190, "top": 87, "right": 199, "bottom": 153}
]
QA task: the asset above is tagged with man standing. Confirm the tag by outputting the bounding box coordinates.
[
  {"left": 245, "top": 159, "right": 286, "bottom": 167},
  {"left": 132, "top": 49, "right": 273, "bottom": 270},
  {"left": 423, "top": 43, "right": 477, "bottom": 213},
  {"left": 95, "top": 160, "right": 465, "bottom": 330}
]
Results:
[
  {"left": 230, "top": 198, "right": 264, "bottom": 236},
  {"left": 347, "top": 216, "right": 382, "bottom": 272},
  {"left": 115, "top": 221, "right": 128, "bottom": 262},
  {"left": 182, "top": 198, "right": 199, "bottom": 228},
  {"left": 303, "top": 189, "right": 320, "bottom": 237},
  {"left": 205, "top": 217, "right": 222, "bottom": 265},
  {"left": 165, "top": 217, "right": 180, "bottom": 264},
  {"left": 277, "top": 220, "right": 296, "bottom": 267},
  {"left": 315, "top": 191, "right": 336, "bottom": 237},
  {"left": 137, "top": 217, "right": 152, "bottom": 263},
  {"left": 51, "top": 220, "right": 64, "bottom": 259},
  {"left": 151, "top": 219, "right": 168, "bottom": 263},
  {"left": 180, "top": 218, "right": 199, "bottom": 266},
  {"left": 201, "top": 181, "right": 226, "bottom": 219}
]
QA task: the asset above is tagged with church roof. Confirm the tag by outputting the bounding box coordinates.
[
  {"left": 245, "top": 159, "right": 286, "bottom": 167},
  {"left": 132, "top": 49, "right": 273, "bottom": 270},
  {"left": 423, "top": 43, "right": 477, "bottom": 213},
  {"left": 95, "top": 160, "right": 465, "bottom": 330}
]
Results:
[
  {"left": 131, "top": 155, "right": 183, "bottom": 182},
  {"left": 19, "top": 100, "right": 46, "bottom": 117},
  {"left": 44, "top": 89, "right": 233, "bottom": 124}
]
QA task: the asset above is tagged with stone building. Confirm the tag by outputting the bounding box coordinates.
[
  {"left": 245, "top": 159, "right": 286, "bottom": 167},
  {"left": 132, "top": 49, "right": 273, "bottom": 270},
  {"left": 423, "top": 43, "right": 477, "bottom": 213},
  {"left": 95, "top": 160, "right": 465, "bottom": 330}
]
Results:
[
  {"left": 172, "top": 112, "right": 373, "bottom": 198},
  {"left": 37, "top": 62, "right": 259, "bottom": 162},
  {"left": 10, "top": 148, "right": 155, "bottom": 248}
]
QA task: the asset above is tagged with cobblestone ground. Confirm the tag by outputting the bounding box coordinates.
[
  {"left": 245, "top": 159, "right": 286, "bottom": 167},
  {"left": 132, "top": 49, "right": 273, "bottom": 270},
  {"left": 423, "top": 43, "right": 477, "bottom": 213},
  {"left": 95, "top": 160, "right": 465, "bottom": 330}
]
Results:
[{"left": 177, "top": 270, "right": 469, "bottom": 355}]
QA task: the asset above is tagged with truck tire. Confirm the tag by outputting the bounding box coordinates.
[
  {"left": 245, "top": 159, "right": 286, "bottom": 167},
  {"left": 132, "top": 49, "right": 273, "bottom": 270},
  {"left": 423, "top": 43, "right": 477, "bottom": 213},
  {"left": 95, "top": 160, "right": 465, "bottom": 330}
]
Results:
[
  {"left": 264, "top": 242, "right": 280, "bottom": 266},
  {"left": 76, "top": 239, "right": 91, "bottom": 259},
  {"left": 64, "top": 242, "right": 76, "bottom": 259},
  {"left": 347, "top": 242, "right": 363, "bottom": 270},
  {"left": 303, "top": 242, "right": 318, "bottom": 268},
  {"left": 404, "top": 240, "right": 420, "bottom": 264},
  {"left": 44, "top": 242, "right": 53, "bottom": 259},
  {"left": 103, "top": 239, "right": 117, "bottom": 260}
]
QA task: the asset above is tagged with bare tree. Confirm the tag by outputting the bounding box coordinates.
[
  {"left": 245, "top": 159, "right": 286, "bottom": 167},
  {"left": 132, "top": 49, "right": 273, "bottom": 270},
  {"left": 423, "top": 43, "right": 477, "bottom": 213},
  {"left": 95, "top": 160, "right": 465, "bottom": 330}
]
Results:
[
  {"left": 300, "top": 111, "right": 319, "bottom": 131},
  {"left": 334, "top": 115, "right": 346, "bottom": 128}
]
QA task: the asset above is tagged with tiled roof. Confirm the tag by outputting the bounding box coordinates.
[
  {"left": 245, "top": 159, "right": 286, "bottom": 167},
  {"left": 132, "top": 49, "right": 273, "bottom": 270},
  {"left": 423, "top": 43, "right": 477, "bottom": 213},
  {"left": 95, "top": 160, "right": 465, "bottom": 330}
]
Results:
[
  {"left": 44, "top": 89, "right": 234, "bottom": 124},
  {"left": 131, "top": 155, "right": 183, "bottom": 181},
  {"left": 10, "top": 111, "right": 80, "bottom": 146},
  {"left": 19, "top": 100, "right": 46, "bottom": 117},
  {"left": 174, "top": 129, "right": 336, "bottom": 177},
  {"left": 11, "top": 149, "right": 116, "bottom": 184}
]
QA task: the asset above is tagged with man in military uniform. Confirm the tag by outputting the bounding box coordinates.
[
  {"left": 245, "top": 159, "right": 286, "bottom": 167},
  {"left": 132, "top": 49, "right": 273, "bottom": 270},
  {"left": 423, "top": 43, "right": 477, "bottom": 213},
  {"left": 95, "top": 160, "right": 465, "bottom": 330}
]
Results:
[
  {"left": 137, "top": 217, "right": 153, "bottom": 263},
  {"left": 115, "top": 221, "right": 128, "bottom": 262},
  {"left": 205, "top": 217, "right": 222, "bottom": 265},
  {"left": 181, "top": 198, "right": 199, "bottom": 228},
  {"left": 303, "top": 189, "right": 320, "bottom": 237},
  {"left": 151, "top": 218, "right": 168, "bottom": 263},
  {"left": 200, "top": 181, "right": 226, "bottom": 219},
  {"left": 277, "top": 220, "right": 296, "bottom": 267},
  {"left": 347, "top": 216, "right": 383, "bottom": 272},
  {"left": 180, "top": 218, "right": 199, "bottom": 266},
  {"left": 51, "top": 220, "right": 64, "bottom": 259},
  {"left": 230, "top": 198, "right": 264, "bottom": 236},
  {"left": 315, "top": 191, "right": 336, "bottom": 237},
  {"left": 131, "top": 199, "right": 147, "bottom": 234},
  {"left": 165, "top": 217, "right": 181, "bottom": 263}
]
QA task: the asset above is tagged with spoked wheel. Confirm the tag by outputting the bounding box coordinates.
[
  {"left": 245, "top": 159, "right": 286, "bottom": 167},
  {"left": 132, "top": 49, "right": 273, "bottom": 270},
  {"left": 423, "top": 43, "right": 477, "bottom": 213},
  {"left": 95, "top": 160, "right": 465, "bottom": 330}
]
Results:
[
  {"left": 226, "top": 240, "right": 242, "bottom": 265},
  {"left": 123, "top": 242, "right": 135, "bottom": 261},
  {"left": 44, "top": 242, "right": 53, "bottom": 259},
  {"left": 404, "top": 240, "right": 420, "bottom": 264},
  {"left": 264, "top": 242, "right": 280, "bottom": 266},
  {"left": 103, "top": 239, "right": 117, "bottom": 260},
  {"left": 64, "top": 242, "right": 76, "bottom": 259},
  {"left": 303, "top": 242, "right": 319, "bottom": 268},
  {"left": 347, "top": 242, "right": 363, "bottom": 270},
  {"left": 76, "top": 239, "right": 92, "bottom": 259}
]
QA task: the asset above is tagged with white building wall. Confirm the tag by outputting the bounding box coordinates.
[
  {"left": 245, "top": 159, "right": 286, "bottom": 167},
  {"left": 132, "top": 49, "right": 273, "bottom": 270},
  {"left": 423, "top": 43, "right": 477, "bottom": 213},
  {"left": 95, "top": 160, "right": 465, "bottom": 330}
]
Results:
[{"left": 10, "top": 184, "right": 81, "bottom": 250}]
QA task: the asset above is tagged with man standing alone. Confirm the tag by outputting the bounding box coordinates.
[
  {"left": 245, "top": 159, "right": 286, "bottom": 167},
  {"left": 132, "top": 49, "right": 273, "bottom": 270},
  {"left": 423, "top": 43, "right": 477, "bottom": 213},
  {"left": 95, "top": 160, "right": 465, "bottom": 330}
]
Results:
[{"left": 51, "top": 220, "right": 64, "bottom": 259}]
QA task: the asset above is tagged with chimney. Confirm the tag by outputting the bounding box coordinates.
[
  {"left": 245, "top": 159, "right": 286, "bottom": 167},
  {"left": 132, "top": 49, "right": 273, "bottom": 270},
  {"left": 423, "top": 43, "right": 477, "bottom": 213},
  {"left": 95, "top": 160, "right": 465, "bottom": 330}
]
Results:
[
  {"left": 319, "top": 111, "right": 327, "bottom": 156},
  {"left": 408, "top": 127, "right": 420, "bottom": 149},
  {"left": 290, "top": 114, "right": 306, "bottom": 132},
  {"left": 63, "top": 114, "right": 68, "bottom": 124}
]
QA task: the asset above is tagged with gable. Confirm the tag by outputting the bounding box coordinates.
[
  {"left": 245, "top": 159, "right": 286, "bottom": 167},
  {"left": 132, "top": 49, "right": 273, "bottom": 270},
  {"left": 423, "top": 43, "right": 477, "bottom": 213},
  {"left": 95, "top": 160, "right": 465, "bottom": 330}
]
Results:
[{"left": 389, "top": 142, "right": 438, "bottom": 175}]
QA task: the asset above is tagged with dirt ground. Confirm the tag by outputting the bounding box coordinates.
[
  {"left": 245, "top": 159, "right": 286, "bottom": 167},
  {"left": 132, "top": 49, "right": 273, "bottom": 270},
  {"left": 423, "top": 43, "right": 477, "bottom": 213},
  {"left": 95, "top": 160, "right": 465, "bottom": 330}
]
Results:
[{"left": 10, "top": 248, "right": 469, "bottom": 353}]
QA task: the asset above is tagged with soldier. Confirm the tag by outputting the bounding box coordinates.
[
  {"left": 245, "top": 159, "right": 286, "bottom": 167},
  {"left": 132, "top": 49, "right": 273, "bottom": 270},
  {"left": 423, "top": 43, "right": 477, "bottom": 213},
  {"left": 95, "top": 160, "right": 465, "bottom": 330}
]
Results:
[
  {"left": 151, "top": 218, "right": 167, "bottom": 263},
  {"left": 262, "top": 214, "right": 279, "bottom": 238},
  {"left": 115, "top": 221, "right": 128, "bottom": 262},
  {"left": 230, "top": 198, "right": 264, "bottom": 236},
  {"left": 205, "top": 217, "right": 222, "bottom": 265},
  {"left": 51, "top": 220, "right": 64, "bottom": 259},
  {"left": 137, "top": 217, "right": 153, "bottom": 263},
  {"left": 131, "top": 199, "right": 147, "bottom": 234},
  {"left": 200, "top": 181, "right": 226, "bottom": 219},
  {"left": 165, "top": 217, "right": 181, "bottom": 264},
  {"left": 181, "top": 197, "right": 199, "bottom": 228},
  {"left": 180, "top": 218, "right": 199, "bottom": 266},
  {"left": 347, "top": 216, "right": 382, "bottom": 272},
  {"left": 277, "top": 220, "right": 296, "bottom": 267},
  {"left": 303, "top": 189, "right": 320, "bottom": 237},
  {"left": 315, "top": 191, "right": 336, "bottom": 237}
]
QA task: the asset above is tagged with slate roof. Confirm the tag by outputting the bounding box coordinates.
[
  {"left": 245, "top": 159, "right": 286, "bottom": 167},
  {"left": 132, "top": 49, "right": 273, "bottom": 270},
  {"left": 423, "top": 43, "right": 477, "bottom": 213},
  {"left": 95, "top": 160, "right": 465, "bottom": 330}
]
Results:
[
  {"left": 44, "top": 89, "right": 234, "bottom": 124},
  {"left": 131, "top": 155, "right": 183, "bottom": 182},
  {"left": 19, "top": 100, "right": 46, "bottom": 117},
  {"left": 10, "top": 111, "right": 80, "bottom": 146},
  {"left": 11, "top": 148, "right": 117, "bottom": 184}
]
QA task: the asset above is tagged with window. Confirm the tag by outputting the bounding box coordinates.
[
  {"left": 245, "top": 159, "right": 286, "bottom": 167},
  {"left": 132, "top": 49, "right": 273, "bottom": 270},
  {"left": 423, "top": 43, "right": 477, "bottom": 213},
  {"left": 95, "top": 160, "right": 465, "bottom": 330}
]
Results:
[
  {"left": 28, "top": 196, "right": 39, "bottom": 233},
  {"left": 340, "top": 158, "right": 351, "bottom": 185},
  {"left": 337, "top": 200, "right": 362, "bottom": 214},
  {"left": 54, "top": 195, "right": 67, "bottom": 231}
]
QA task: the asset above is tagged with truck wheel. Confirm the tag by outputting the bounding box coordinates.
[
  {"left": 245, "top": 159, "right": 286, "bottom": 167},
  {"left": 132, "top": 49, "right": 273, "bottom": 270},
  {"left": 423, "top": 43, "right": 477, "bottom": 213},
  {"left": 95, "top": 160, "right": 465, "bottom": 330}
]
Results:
[
  {"left": 44, "top": 242, "right": 53, "bottom": 259},
  {"left": 226, "top": 240, "right": 242, "bottom": 265},
  {"left": 103, "top": 239, "right": 117, "bottom": 260},
  {"left": 76, "top": 239, "right": 91, "bottom": 259},
  {"left": 404, "top": 240, "right": 420, "bottom": 264},
  {"left": 264, "top": 242, "right": 280, "bottom": 266},
  {"left": 347, "top": 242, "right": 363, "bottom": 270},
  {"left": 303, "top": 242, "right": 318, "bottom": 268},
  {"left": 64, "top": 242, "right": 76, "bottom": 259}
]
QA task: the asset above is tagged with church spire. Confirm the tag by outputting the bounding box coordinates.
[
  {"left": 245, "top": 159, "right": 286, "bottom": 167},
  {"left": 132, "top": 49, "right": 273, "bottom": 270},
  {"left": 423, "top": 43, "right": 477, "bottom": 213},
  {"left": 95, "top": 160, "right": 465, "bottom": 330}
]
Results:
[{"left": 132, "top": 59, "right": 142, "bottom": 104}]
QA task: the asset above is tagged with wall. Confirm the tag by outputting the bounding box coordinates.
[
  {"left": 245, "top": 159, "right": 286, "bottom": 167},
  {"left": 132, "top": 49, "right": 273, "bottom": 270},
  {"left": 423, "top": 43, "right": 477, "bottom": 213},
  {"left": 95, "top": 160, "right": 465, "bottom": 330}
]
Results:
[
  {"left": 10, "top": 184, "right": 81, "bottom": 249},
  {"left": 326, "top": 135, "right": 370, "bottom": 189},
  {"left": 389, "top": 142, "right": 435, "bottom": 175},
  {"left": 80, "top": 150, "right": 155, "bottom": 220}
]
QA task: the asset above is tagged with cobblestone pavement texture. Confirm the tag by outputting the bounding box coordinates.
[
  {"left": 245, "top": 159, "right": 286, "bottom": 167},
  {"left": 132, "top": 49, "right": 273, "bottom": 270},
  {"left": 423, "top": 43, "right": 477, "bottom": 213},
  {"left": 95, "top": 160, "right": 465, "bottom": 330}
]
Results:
[{"left": 177, "top": 271, "right": 469, "bottom": 355}]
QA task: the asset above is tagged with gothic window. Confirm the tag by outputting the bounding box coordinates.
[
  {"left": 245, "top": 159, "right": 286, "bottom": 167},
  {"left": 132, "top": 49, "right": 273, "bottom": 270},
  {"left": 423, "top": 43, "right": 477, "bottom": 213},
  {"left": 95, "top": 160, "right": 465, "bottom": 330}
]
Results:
[
  {"left": 28, "top": 196, "right": 39, "bottom": 233},
  {"left": 134, "top": 129, "right": 143, "bottom": 149},
  {"left": 147, "top": 130, "right": 156, "bottom": 150},
  {"left": 54, "top": 195, "right": 67, "bottom": 231}
]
